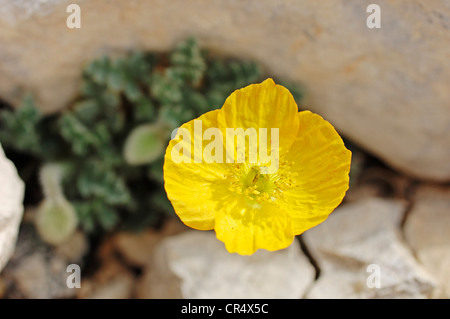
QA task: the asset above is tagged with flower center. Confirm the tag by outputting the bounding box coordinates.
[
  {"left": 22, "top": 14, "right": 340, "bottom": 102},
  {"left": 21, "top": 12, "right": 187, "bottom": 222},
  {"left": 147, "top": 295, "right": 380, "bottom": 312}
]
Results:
[{"left": 225, "top": 161, "right": 296, "bottom": 206}]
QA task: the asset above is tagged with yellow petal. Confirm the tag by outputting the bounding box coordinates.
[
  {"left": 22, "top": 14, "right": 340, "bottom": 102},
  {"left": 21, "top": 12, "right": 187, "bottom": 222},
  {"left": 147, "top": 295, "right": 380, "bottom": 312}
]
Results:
[
  {"left": 215, "top": 195, "right": 295, "bottom": 255},
  {"left": 217, "top": 78, "right": 299, "bottom": 156},
  {"left": 164, "top": 109, "right": 230, "bottom": 230},
  {"left": 279, "top": 111, "right": 352, "bottom": 234}
]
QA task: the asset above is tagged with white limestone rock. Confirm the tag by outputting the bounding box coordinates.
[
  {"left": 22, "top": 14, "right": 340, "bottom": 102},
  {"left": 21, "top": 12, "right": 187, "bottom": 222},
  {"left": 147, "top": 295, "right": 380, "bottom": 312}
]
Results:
[
  {"left": 139, "top": 230, "right": 315, "bottom": 299},
  {"left": 303, "top": 198, "right": 436, "bottom": 298},
  {"left": 0, "top": 144, "right": 25, "bottom": 272},
  {"left": 404, "top": 185, "right": 450, "bottom": 298}
]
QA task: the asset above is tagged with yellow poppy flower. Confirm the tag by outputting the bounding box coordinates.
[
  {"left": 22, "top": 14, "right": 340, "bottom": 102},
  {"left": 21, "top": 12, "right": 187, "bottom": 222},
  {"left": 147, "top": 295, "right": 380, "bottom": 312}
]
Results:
[{"left": 163, "top": 78, "right": 351, "bottom": 255}]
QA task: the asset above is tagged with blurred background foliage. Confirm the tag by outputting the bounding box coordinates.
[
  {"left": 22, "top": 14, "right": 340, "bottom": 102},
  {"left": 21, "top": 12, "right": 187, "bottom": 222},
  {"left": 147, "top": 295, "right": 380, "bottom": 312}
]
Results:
[{"left": 0, "top": 38, "right": 304, "bottom": 241}]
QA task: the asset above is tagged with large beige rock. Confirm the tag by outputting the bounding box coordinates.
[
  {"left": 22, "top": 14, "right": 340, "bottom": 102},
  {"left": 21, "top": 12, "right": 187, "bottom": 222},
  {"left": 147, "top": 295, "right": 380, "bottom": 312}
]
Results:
[
  {"left": 137, "top": 231, "right": 315, "bottom": 299},
  {"left": 303, "top": 198, "right": 436, "bottom": 298},
  {"left": 0, "top": 144, "right": 24, "bottom": 272},
  {"left": 0, "top": 0, "right": 449, "bottom": 181},
  {"left": 404, "top": 185, "right": 450, "bottom": 298}
]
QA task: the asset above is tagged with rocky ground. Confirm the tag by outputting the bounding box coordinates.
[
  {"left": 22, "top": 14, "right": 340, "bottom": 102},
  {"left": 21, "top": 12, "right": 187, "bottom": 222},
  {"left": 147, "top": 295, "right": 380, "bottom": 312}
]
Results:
[{"left": 1, "top": 152, "right": 448, "bottom": 299}]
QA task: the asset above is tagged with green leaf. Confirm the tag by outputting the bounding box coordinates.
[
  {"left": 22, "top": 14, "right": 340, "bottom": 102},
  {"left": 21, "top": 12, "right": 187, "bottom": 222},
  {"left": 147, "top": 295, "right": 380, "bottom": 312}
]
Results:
[
  {"left": 0, "top": 95, "right": 42, "bottom": 155},
  {"left": 58, "top": 113, "right": 99, "bottom": 156},
  {"left": 158, "top": 104, "right": 194, "bottom": 130},
  {"left": 76, "top": 162, "right": 131, "bottom": 205},
  {"left": 124, "top": 81, "right": 143, "bottom": 102},
  {"left": 35, "top": 198, "right": 78, "bottom": 245},
  {"left": 183, "top": 89, "right": 210, "bottom": 114},
  {"left": 134, "top": 97, "right": 155, "bottom": 123},
  {"left": 170, "top": 37, "right": 207, "bottom": 85},
  {"left": 150, "top": 70, "right": 183, "bottom": 105},
  {"left": 95, "top": 204, "right": 120, "bottom": 231},
  {"left": 86, "top": 56, "right": 112, "bottom": 85},
  {"left": 123, "top": 123, "right": 167, "bottom": 166},
  {"left": 73, "top": 201, "right": 96, "bottom": 233},
  {"left": 73, "top": 99, "right": 102, "bottom": 123}
]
